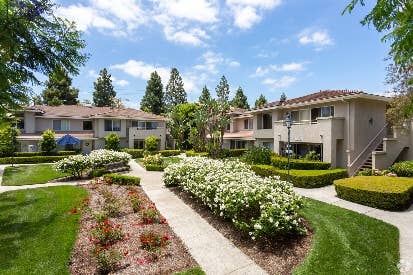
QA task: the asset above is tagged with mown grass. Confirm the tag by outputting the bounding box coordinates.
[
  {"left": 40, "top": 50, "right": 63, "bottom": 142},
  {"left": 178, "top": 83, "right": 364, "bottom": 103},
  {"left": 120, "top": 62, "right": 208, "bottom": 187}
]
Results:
[
  {"left": 0, "top": 186, "right": 87, "bottom": 275},
  {"left": 2, "top": 164, "right": 69, "bottom": 186},
  {"left": 294, "top": 198, "right": 400, "bottom": 275}
]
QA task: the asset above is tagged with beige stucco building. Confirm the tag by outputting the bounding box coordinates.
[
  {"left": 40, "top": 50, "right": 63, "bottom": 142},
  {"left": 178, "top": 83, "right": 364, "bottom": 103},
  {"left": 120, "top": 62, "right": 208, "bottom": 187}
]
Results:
[{"left": 16, "top": 105, "right": 167, "bottom": 153}]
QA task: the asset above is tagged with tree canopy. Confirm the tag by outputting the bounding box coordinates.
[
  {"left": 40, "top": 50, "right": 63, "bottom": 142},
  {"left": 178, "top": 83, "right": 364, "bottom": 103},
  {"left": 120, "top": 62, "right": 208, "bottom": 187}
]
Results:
[
  {"left": 168, "top": 103, "right": 199, "bottom": 150},
  {"left": 231, "top": 87, "right": 250, "bottom": 109},
  {"left": 0, "top": 0, "right": 87, "bottom": 117},
  {"left": 41, "top": 66, "right": 79, "bottom": 106},
  {"left": 280, "top": 92, "right": 287, "bottom": 102},
  {"left": 93, "top": 68, "right": 116, "bottom": 107},
  {"left": 254, "top": 94, "right": 268, "bottom": 107},
  {"left": 199, "top": 85, "right": 211, "bottom": 105},
  {"left": 140, "top": 71, "right": 164, "bottom": 115},
  {"left": 165, "top": 68, "right": 187, "bottom": 112},
  {"left": 216, "top": 75, "right": 230, "bottom": 102}
]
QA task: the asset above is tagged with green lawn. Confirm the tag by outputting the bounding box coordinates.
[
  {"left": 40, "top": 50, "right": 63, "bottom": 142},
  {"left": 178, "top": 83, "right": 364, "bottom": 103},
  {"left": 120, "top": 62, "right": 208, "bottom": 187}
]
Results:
[
  {"left": 174, "top": 267, "right": 205, "bottom": 275},
  {"left": 0, "top": 186, "right": 87, "bottom": 275},
  {"left": 294, "top": 198, "right": 400, "bottom": 275},
  {"left": 2, "top": 164, "right": 69, "bottom": 186}
]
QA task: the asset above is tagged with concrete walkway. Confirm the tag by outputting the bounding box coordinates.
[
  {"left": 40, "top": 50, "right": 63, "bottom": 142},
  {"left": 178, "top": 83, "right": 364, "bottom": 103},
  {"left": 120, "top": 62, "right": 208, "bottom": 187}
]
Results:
[
  {"left": 294, "top": 185, "right": 413, "bottom": 275},
  {"left": 128, "top": 161, "right": 267, "bottom": 275}
]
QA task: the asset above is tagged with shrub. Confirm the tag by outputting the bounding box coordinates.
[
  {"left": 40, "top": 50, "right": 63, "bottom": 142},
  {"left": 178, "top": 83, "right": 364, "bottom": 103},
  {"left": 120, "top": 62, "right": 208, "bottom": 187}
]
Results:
[
  {"left": 91, "top": 220, "right": 124, "bottom": 246},
  {"left": 103, "top": 201, "right": 121, "bottom": 217},
  {"left": 220, "top": 149, "right": 248, "bottom": 158},
  {"left": 0, "top": 125, "right": 19, "bottom": 157},
  {"left": 389, "top": 160, "right": 413, "bottom": 177},
  {"left": 39, "top": 129, "right": 57, "bottom": 154},
  {"left": 105, "top": 133, "right": 121, "bottom": 151},
  {"left": 140, "top": 231, "right": 170, "bottom": 252},
  {"left": 127, "top": 189, "right": 143, "bottom": 213},
  {"left": 271, "top": 156, "right": 330, "bottom": 170},
  {"left": 185, "top": 150, "right": 209, "bottom": 157},
  {"left": 159, "top": 150, "right": 181, "bottom": 157},
  {"left": 88, "top": 149, "right": 131, "bottom": 168},
  {"left": 144, "top": 164, "right": 165, "bottom": 171},
  {"left": 250, "top": 165, "right": 348, "bottom": 188},
  {"left": 304, "top": 150, "right": 320, "bottom": 161},
  {"left": 121, "top": 148, "right": 144, "bottom": 158},
  {"left": 145, "top": 135, "right": 158, "bottom": 152},
  {"left": 54, "top": 155, "right": 90, "bottom": 178},
  {"left": 142, "top": 153, "right": 164, "bottom": 166},
  {"left": 243, "top": 146, "right": 272, "bottom": 165},
  {"left": 14, "top": 151, "right": 77, "bottom": 157},
  {"left": 0, "top": 155, "right": 69, "bottom": 164},
  {"left": 357, "top": 168, "right": 373, "bottom": 176},
  {"left": 141, "top": 205, "right": 165, "bottom": 224},
  {"left": 103, "top": 174, "right": 141, "bottom": 185},
  {"left": 89, "top": 168, "right": 107, "bottom": 178},
  {"left": 163, "top": 157, "right": 305, "bottom": 239},
  {"left": 334, "top": 176, "right": 413, "bottom": 210},
  {"left": 93, "top": 247, "right": 122, "bottom": 274}
]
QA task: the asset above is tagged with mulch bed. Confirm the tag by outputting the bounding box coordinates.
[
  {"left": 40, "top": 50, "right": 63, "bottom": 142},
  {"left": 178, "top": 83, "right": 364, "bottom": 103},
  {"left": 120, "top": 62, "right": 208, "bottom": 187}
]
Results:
[
  {"left": 170, "top": 187, "right": 313, "bottom": 275},
  {"left": 69, "top": 181, "right": 198, "bottom": 274}
]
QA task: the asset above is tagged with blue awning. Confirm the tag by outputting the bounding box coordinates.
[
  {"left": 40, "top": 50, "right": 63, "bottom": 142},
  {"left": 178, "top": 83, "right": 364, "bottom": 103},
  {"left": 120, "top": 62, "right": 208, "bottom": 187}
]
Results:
[{"left": 57, "top": 134, "right": 80, "bottom": 145}]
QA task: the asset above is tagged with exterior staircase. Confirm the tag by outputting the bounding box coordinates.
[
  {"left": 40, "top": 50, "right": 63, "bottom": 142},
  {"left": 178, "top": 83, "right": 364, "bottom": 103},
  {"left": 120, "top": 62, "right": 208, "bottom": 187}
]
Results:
[{"left": 358, "top": 142, "right": 383, "bottom": 171}]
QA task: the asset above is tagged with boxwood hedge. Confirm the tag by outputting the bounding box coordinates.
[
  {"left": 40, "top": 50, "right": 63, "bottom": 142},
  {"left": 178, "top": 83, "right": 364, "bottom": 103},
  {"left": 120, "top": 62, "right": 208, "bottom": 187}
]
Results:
[
  {"left": 121, "top": 149, "right": 144, "bottom": 158},
  {"left": 271, "top": 156, "right": 330, "bottom": 170},
  {"left": 15, "top": 151, "right": 77, "bottom": 157},
  {"left": 103, "top": 174, "right": 141, "bottom": 185},
  {"left": 144, "top": 164, "right": 165, "bottom": 171},
  {"left": 334, "top": 176, "right": 413, "bottom": 210},
  {"left": 185, "top": 151, "right": 209, "bottom": 157},
  {"left": 0, "top": 155, "right": 71, "bottom": 164},
  {"left": 251, "top": 164, "right": 348, "bottom": 188}
]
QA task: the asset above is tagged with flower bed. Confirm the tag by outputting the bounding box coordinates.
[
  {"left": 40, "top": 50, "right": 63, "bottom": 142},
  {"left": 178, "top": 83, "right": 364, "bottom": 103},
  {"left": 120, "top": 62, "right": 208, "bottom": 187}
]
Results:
[
  {"left": 334, "top": 176, "right": 413, "bottom": 210},
  {"left": 70, "top": 178, "right": 198, "bottom": 274},
  {"left": 250, "top": 165, "right": 348, "bottom": 188},
  {"left": 103, "top": 174, "right": 141, "bottom": 185},
  {"left": 163, "top": 157, "right": 305, "bottom": 239}
]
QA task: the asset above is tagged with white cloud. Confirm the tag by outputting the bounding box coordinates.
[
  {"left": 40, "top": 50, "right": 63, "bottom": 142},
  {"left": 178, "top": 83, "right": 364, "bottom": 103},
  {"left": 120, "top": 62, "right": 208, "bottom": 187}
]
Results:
[
  {"left": 153, "top": 0, "right": 219, "bottom": 23},
  {"left": 262, "top": 76, "right": 296, "bottom": 89},
  {"left": 112, "top": 77, "right": 130, "bottom": 87},
  {"left": 298, "top": 29, "right": 333, "bottom": 50},
  {"left": 194, "top": 51, "right": 240, "bottom": 74},
  {"left": 111, "top": 60, "right": 170, "bottom": 84},
  {"left": 250, "top": 62, "right": 307, "bottom": 77},
  {"left": 163, "top": 26, "right": 209, "bottom": 46},
  {"left": 228, "top": 61, "right": 241, "bottom": 67},
  {"left": 249, "top": 66, "right": 269, "bottom": 77},
  {"left": 227, "top": 0, "right": 282, "bottom": 29}
]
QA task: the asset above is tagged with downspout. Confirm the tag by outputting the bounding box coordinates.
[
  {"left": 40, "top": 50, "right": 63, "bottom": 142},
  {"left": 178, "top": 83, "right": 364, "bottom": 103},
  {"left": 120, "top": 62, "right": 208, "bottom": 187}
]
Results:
[{"left": 344, "top": 99, "right": 351, "bottom": 169}]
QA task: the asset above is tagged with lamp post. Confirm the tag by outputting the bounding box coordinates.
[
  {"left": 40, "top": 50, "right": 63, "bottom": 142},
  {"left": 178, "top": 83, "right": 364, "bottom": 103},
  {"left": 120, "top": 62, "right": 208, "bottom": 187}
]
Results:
[{"left": 285, "top": 112, "right": 292, "bottom": 181}]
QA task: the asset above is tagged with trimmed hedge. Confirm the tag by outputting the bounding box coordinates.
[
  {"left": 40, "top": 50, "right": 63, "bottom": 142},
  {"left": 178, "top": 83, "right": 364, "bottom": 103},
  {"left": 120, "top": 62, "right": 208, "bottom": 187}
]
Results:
[
  {"left": 271, "top": 156, "right": 330, "bottom": 170},
  {"left": 251, "top": 164, "right": 348, "bottom": 188},
  {"left": 15, "top": 151, "right": 77, "bottom": 157},
  {"left": 0, "top": 155, "right": 71, "bottom": 164},
  {"left": 221, "top": 149, "right": 248, "bottom": 158},
  {"left": 89, "top": 168, "right": 107, "bottom": 178},
  {"left": 103, "top": 174, "right": 141, "bottom": 185},
  {"left": 121, "top": 148, "right": 144, "bottom": 158},
  {"left": 159, "top": 150, "right": 181, "bottom": 157},
  {"left": 145, "top": 164, "right": 165, "bottom": 171},
  {"left": 334, "top": 176, "right": 413, "bottom": 210},
  {"left": 389, "top": 161, "right": 413, "bottom": 177},
  {"left": 186, "top": 151, "right": 209, "bottom": 157}
]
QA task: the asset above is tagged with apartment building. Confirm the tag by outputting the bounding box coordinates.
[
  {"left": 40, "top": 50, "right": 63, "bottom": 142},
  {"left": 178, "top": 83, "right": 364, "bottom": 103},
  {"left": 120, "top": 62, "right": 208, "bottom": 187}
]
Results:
[
  {"left": 16, "top": 105, "right": 167, "bottom": 153},
  {"left": 224, "top": 90, "right": 410, "bottom": 175}
]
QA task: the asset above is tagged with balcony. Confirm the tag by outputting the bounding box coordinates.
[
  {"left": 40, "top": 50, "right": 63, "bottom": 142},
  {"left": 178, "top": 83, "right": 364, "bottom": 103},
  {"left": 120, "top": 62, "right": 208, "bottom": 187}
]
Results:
[
  {"left": 128, "top": 126, "right": 165, "bottom": 139},
  {"left": 253, "top": 128, "right": 274, "bottom": 139},
  {"left": 274, "top": 117, "right": 345, "bottom": 143}
]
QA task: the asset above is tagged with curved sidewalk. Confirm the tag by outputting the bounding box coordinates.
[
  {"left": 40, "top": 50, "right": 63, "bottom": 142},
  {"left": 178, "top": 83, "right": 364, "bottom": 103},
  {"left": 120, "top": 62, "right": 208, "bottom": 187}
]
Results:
[
  {"left": 128, "top": 161, "right": 267, "bottom": 275},
  {"left": 294, "top": 185, "right": 413, "bottom": 275}
]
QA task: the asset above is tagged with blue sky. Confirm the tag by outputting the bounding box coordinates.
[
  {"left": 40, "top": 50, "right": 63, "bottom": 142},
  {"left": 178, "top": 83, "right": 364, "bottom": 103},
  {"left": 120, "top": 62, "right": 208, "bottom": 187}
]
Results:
[{"left": 37, "top": 0, "right": 390, "bottom": 108}]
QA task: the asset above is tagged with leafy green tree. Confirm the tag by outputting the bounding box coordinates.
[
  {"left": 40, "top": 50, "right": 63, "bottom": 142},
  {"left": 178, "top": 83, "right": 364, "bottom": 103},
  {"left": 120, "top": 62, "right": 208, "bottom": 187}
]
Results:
[
  {"left": 280, "top": 92, "right": 287, "bottom": 102},
  {"left": 254, "top": 94, "right": 268, "bottom": 107},
  {"left": 199, "top": 85, "right": 211, "bottom": 105},
  {"left": 168, "top": 103, "right": 199, "bottom": 150},
  {"left": 32, "top": 95, "right": 42, "bottom": 105},
  {"left": 140, "top": 71, "right": 164, "bottom": 115},
  {"left": 189, "top": 107, "right": 208, "bottom": 152},
  {"left": 343, "top": 0, "right": 413, "bottom": 67},
  {"left": 93, "top": 68, "right": 116, "bottom": 107},
  {"left": 144, "top": 135, "right": 158, "bottom": 151},
  {"left": 39, "top": 129, "right": 56, "bottom": 153},
  {"left": 0, "top": 0, "right": 88, "bottom": 118},
  {"left": 165, "top": 68, "right": 187, "bottom": 112},
  {"left": 0, "top": 125, "right": 19, "bottom": 157},
  {"left": 216, "top": 75, "right": 230, "bottom": 102},
  {"left": 231, "top": 87, "right": 250, "bottom": 109},
  {"left": 105, "top": 133, "right": 120, "bottom": 151},
  {"left": 41, "top": 66, "right": 79, "bottom": 106}
]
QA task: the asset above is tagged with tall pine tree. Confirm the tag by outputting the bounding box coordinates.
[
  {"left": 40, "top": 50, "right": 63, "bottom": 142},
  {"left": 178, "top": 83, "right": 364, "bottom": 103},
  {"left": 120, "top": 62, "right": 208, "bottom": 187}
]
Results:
[
  {"left": 215, "top": 75, "right": 230, "bottom": 102},
  {"left": 93, "top": 68, "right": 116, "bottom": 107},
  {"left": 165, "top": 68, "right": 187, "bottom": 112},
  {"left": 254, "top": 94, "right": 268, "bottom": 107},
  {"left": 280, "top": 92, "right": 287, "bottom": 102},
  {"left": 231, "top": 86, "right": 249, "bottom": 109},
  {"left": 140, "top": 71, "right": 164, "bottom": 115},
  {"left": 199, "top": 85, "right": 211, "bottom": 105},
  {"left": 42, "top": 66, "right": 79, "bottom": 106}
]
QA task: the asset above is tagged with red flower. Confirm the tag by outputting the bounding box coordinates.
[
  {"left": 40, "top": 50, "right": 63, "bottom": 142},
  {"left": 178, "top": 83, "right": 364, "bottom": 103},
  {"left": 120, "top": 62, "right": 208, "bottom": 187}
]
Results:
[
  {"left": 69, "top": 207, "right": 78, "bottom": 214},
  {"left": 95, "top": 247, "right": 100, "bottom": 254},
  {"left": 124, "top": 250, "right": 129, "bottom": 256},
  {"left": 103, "top": 220, "right": 110, "bottom": 226},
  {"left": 160, "top": 218, "right": 167, "bottom": 224}
]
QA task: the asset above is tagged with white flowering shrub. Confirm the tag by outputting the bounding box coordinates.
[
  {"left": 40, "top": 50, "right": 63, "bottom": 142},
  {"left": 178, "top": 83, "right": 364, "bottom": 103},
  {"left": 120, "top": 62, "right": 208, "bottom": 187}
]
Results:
[
  {"left": 88, "top": 149, "right": 131, "bottom": 168},
  {"left": 163, "top": 157, "right": 305, "bottom": 239},
  {"left": 54, "top": 154, "right": 91, "bottom": 178}
]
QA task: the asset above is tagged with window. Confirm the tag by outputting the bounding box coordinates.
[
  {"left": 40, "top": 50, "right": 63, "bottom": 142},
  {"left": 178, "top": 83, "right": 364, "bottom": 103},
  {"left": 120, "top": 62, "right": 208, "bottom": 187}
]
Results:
[
  {"left": 230, "top": 140, "right": 246, "bottom": 149},
  {"left": 262, "top": 113, "right": 272, "bottom": 129},
  {"left": 83, "top": 121, "right": 93, "bottom": 130},
  {"left": 262, "top": 142, "right": 274, "bottom": 150},
  {"left": 311, "top": 106, "right": 334, "bottom": 122},
  {"left": 104, "top": 119, "right": 121, "bottom": 131},
  {"left": 16, "top": 119, "right": 24, "bottom": 129},
  {"left": 226, "top": 123, "right": 231, "bottom": 131},
  {"left": 134, "top": 139, "right": 145, "bottom": 149},
  {"left": 290, "top": 111, "right": 299, "bottom": 123},
  {"left": 53, "top": 120, "right": 70, "bottom": 131},
  {"left": 132, "top": 121, "right": 158, "bottom": 130},
  {"left": 243, "top": 119, "right": 253, "bottom": 130}
]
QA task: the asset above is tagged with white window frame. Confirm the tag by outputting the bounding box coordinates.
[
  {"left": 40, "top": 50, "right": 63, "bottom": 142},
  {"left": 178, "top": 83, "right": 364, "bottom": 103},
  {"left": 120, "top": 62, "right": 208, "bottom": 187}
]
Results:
[{"left": 53, "top": 119, "right": 70, "bottom": 131}]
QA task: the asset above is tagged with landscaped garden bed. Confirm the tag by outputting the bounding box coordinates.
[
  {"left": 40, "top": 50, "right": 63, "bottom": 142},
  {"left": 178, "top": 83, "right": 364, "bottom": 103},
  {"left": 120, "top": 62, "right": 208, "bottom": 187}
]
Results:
[
  {"left": 251, "top": 164, "right": 348, "bottom": 188},
  {"left": 334, "top": 176, "right": 413, "bottom": 210},
  {"left": 70, "top": 177, "right": 198, "bottom": 274},
  {"left": 138, "top": 154, "right": 182, "bottom": 171}
]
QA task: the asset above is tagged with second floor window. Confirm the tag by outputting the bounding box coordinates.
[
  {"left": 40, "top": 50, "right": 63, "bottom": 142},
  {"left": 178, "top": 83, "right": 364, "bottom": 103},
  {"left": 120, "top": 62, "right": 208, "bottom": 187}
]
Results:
[
  {"left": 53, "top": 120, "right": 70, "bottom": 131},
  {"left": 263, "top": 113, "right": 272, "bottom": 129},
  {"left": 83, "top": 121, "right": 93, "bottom": 131},
  {"left": 104, "top": 119, "right": 121, "bottom": 131},
  {"left": 244, "top": 119, "right": 253, "bottom": 130},
  {"left": 311, "top": 106, "right": 334, "bottom": 122},
  {"left": 132, "top": 121, "right": 158, "bottom": 130}
]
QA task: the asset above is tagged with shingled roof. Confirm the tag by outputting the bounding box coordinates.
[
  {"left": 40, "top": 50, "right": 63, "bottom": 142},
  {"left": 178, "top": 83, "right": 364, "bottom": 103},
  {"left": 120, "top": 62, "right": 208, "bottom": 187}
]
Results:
[
  {"left": 252, "top": 90, "right": 386, "bottom": 110},
  {"left": 25, "top": 105, "right": 166, "bottom": 120}
]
